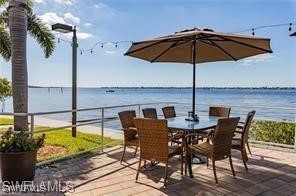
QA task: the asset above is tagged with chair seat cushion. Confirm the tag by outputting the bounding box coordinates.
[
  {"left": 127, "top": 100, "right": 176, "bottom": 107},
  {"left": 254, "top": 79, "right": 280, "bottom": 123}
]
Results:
[{"left": 187, "top": 142, "right": 213, "bottom": 156}]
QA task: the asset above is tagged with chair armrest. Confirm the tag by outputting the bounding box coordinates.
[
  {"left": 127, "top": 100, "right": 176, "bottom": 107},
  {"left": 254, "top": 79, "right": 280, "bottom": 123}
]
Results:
[
  {"left": 122, "top": 127, "right": 137, "bottom": 140},
  {"left": 185, "top": 133, "right": 205, "bottom": 139},
  {"left": 170, "top": 132, "right": 184, "bottom": 140},
  {"left": 122, "top": 127, "right": 137, "bottom": 132}
]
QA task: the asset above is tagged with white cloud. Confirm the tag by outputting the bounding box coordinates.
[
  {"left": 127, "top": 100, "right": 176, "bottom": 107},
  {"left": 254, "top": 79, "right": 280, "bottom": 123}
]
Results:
[
  {"left": 39, "top": 12, "right": 66, "bottom": 27},
  {"left": 84, "top": 22, "right": 92, "bottom": 27},
  {"left": 53, "top": 0, "right": 75, "bottom": 5},
  {"left": 39, "top": 12, "right": 94, "bottom": 40},
  {"left": 62, "top": 32, "right": 94, "bottom": 40},
  {"left": 63, "top": 13, "right": 80, "bottom": 24},
  {"left": 240, "top": 54, "right": 274, "bottom": 66},
  {"left": 93, "top": 2, "right": 115, "bottom": 17},
  {"left": 105, "top": 50, "right": 117, "bottom": 55},
  {"left": 94, "top": 3, "right": 106, "bottom": 9},
  {"left": 34, "top": 0, "right": 45, "bottom": 3}
]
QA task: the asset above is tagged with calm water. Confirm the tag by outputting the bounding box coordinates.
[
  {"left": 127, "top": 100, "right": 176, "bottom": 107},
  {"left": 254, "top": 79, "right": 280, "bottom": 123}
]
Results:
[{"left": 3, "top": 88, "right": 296, "bottom": 123}]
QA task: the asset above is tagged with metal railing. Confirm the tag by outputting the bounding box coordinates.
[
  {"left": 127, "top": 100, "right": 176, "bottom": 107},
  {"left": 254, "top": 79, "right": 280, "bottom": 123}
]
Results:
[{"left": 0, "top": 101, "right": 295, "bottom": 164}]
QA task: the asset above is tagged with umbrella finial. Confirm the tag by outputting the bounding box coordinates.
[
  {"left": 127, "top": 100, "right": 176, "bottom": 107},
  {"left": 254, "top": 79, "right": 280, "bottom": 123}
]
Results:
[{"left": 175, "top": 27, "right": 201, "bottom": 34}]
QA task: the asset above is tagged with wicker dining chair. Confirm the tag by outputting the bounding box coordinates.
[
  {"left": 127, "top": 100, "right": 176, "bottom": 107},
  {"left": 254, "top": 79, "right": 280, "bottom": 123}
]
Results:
[
  {"left": 134, "top": 118, "right": 183, "bottom": 186},
  {"left": 204, "top": 106, "right": 232, "bottom": 141},
  {"left": 232, "top": 111, "right": 256, "bottom": 171},
  {"left": 118, "top": 110, "right": 139, "bottom": 163},
  {"left": 162, "top": 106, "right": 183, "bottom": 145},
  {"left": 185, "top": 117, "right": 240, "bottom": 184},
  {"left": 162, "top": 106, "right": 176, "bottom": 118},
  {"left": 142, "top": 108, "right": 158, "bottom": 119},
  {"left": 209, "top": 106, "right": 231, "bottom": 117}
]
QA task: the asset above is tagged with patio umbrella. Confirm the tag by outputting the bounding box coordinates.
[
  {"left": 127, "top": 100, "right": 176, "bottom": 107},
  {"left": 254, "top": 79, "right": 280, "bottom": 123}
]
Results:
[{"left": 124, "top": 28, "right": 272, "bottom": 119}]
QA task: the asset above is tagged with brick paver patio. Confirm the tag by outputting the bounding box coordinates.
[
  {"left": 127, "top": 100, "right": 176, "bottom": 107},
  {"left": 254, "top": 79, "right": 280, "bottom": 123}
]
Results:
[{"left": 30, "top": 145, "right": 296, "bottom": 196}]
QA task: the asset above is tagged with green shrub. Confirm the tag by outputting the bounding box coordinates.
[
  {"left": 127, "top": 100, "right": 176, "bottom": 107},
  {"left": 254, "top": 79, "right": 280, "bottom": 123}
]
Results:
[
  {"left": 250, "top": 120, "right": 295, "bottom": 145},
  {"left": 0, "top": 128, "right": 45, "bottom": 152}
]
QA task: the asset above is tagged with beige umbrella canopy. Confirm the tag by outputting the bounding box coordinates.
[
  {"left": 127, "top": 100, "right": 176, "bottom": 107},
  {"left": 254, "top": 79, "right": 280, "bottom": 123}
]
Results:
[{"left": 125, "top": 28, "right": 272, "bottom": 119}]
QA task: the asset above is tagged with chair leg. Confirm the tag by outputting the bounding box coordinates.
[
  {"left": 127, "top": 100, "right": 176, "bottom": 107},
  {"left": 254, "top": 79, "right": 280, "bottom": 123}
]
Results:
[
  {"left": 181, "top": 153, "right": 184, "bottom": 175},
  {"left": 212, "top": 160, "right": 218, "bottom": 184},
  {"left": 229, "top": 155, "right": 236, "bottom": 177},
  {"left": 246, "top": 142, "right": 252, "bottom": 155},
  {"left": 134, "top": 146, "right": 138, "bottom": 157},
  {"left": 241, "top": 149, "right": 248, "bottom": 171},
  {"left": 120, "top": 145, "right": 126, "bottom": 163},
  {"left": 206, "top": 157, "right": 209, "bottom": 168},
  {"left": 136, "top": 158, "right": 142, "bottom": 181},
  {"left": 164, "top": 163, "right": 169, "bottom": 186}
]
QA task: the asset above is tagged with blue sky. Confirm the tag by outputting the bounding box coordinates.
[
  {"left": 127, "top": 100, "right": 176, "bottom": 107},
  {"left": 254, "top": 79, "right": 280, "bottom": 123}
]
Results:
[{"left": 0, "top": 0, "right": 295, "bottom": 87}]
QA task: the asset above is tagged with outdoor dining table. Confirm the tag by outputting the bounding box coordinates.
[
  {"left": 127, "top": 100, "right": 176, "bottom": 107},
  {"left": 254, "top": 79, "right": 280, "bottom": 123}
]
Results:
[{"left": 167, "top": 115, "right": 220, "bottom": 178}]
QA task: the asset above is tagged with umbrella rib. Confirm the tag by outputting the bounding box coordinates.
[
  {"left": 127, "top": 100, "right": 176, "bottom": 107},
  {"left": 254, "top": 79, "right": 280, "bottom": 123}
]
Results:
[
  {"left": 124, "top": 37, "right": 193, "bottom": 56},
  {"left": 208, "top": 40, "right": 238, "bottom": 61},
  {"left": 150, "top": 40, "right": 191, "bottom": 63},
  {"left": 217, "top": 36, "right": 273, "bottom": 53}
]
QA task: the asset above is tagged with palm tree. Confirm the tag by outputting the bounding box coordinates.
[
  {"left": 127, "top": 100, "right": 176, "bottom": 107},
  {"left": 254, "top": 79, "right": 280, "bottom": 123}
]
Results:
[{"left": 0, "top": 0, "right": 55, "bottom": 131}]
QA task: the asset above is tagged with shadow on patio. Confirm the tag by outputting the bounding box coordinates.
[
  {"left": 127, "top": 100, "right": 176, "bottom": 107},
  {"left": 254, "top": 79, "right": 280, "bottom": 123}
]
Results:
[{"left": 33, "top": 145, "right": 296, "bottom": 196}]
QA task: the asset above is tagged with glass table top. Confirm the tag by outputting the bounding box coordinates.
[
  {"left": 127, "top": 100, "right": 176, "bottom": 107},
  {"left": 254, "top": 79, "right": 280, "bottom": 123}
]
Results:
[{"left": 167, "top": 116, "right": 219, "bottom": 132}]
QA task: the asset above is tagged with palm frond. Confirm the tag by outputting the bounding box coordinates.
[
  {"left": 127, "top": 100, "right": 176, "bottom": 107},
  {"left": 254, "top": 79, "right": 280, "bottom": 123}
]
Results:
[
  {"left": 0, "top": 25, "right": 11, "bottom": 61},
  {"left": 0, "top": 10, "right": 8, "bottom": 27},
  {"left": 26, "top": 0, "right": 33, "bottom": 15},
  {"left": 0, "top": 0, "right": 7, "bottom": 7},
  {"left": 28, "top": 13, "right": 55, "bottom": 58}
]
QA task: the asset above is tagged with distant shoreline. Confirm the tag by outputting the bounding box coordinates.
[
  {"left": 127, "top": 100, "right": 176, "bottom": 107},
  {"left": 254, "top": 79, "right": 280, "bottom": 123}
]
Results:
[{"left": 29, "top": 86, "right": 295, "bottom": 90}]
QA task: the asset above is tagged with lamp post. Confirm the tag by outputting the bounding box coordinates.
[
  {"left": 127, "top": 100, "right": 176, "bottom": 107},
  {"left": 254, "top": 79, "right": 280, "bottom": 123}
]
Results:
[{"left": 52, "top": 23, "right": 77, "bottom": 137}]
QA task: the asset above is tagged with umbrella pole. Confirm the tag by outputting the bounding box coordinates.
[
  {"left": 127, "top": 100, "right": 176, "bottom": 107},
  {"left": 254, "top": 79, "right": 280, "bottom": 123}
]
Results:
[{"left": 192, "top": 37, "right": 197, "bottom": 118}]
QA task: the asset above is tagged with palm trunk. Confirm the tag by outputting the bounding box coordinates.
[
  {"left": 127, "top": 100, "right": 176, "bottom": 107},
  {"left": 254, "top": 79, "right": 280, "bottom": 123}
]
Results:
[{"left": 9, "top": 0, "right": 28, "bottom": 131}]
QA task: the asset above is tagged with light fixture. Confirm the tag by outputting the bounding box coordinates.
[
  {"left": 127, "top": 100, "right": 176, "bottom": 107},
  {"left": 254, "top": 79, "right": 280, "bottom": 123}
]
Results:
[{"left": 51, "top": 23, "right": 73, "bottom": 33}]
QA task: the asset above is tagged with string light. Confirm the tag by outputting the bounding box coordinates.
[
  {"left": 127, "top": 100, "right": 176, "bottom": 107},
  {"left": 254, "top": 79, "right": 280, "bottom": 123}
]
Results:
[
  {"left": 55, "top": 22, "right": 295, "bottom": 54},
  {"left": 231, "top": 22, "right": 296, "bottom": 35}
]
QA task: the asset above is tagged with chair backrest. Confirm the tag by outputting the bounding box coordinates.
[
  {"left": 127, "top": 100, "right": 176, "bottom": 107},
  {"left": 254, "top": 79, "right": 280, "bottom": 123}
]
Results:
[
  {"left": 134, "top": 118, "right": 169, "bottom": 163},
  {"left": 212, "top": 117, "right": 240, "bottom": 160},
  {"left": 209, "top": 106, "right": 231, "bottom": 118},
  {"left": 241, "top": 111, "right": 256, "bottom": 146},
  {"left": 142, "top": 108, "right": 158, "bottom": 119},
  {"left": 118, "top": 110, "right": 136, "bottom": 129},
  {"left": 162, "top": 106, "right": 176, "bottom": 118}
]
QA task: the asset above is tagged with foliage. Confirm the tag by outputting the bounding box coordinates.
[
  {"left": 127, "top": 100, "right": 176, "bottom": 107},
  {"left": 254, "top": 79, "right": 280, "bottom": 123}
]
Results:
[
  {"left": 0, "top": 117, "right": 13, "bottom": 125},
  {"left": 0, "top": 0, "right": 55, "bottom": 61},
  {"left": 0, "top": 78, "right": 12, "bottom": 100},
  {"left": 34, "top": 128, "right": 122, "bottom": 162},
  {"left": 0, "top": 128, "right": 45, "bottom": 152},
  {"left": 250, "top": 120, "right": 295, "bottom": 145},
  {"left": 0, "top": 78, "right": 12, "bottom": 112}
]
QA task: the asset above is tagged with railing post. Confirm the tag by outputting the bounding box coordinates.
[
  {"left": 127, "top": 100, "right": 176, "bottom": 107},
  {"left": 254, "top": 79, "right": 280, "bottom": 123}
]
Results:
[
  {"left": 101, "top": 108, "right": 104, "bottom": 153},
  {"left": 294, "top": 126, "right": 296, "bottom": 150},
  {"left": 138, "top": 104, "right": 141, "bottom": 117},
  {"left": 30, "top": 115, "right": 34, "bottom": 138}
]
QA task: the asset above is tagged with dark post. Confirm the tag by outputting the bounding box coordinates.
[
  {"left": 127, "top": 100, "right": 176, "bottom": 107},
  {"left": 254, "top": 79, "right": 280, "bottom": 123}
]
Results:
[
  {"left": 192, "top": 36, "right": 197, "bottom": 117},
  {"left": 72, "top": 26, "right": 77, "bottom": 137}
]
